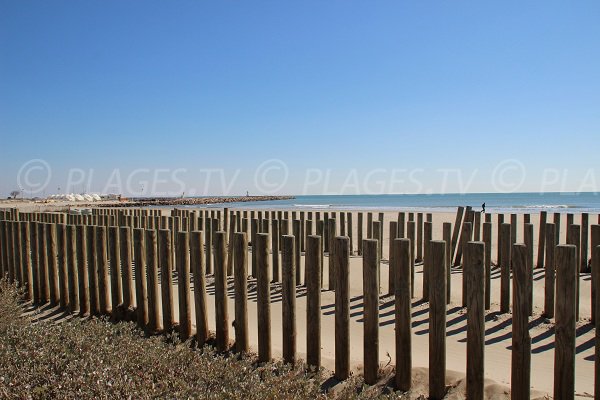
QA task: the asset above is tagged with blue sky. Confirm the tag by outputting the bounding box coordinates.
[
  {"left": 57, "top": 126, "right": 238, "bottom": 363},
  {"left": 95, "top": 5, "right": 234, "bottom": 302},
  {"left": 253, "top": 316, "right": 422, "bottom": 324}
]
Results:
[{"left": 1, "top": 1, "right": 599, "bottom": 196}]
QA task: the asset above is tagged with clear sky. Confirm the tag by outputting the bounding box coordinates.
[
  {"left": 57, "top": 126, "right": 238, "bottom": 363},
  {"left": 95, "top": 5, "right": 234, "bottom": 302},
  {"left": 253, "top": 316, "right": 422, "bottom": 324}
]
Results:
[{"left": 1, "top": 1, "right": 599, "bottom": 197}]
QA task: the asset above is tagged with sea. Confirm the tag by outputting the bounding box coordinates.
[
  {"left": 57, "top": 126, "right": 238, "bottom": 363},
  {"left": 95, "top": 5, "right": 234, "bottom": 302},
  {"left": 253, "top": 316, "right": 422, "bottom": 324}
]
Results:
[{"left": 197, "top": 192, "right": 600, "bottom": 214}]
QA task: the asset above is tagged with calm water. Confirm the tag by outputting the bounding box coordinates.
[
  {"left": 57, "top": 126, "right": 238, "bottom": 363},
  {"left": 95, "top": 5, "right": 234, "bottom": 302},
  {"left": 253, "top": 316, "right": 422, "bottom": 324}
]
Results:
[{"left": 196, "top": 192, "right": 600, "bottom": 213}]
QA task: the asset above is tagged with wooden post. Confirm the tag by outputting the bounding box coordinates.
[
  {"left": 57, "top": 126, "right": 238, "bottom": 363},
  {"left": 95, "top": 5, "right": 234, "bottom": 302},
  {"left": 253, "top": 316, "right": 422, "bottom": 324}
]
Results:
[
  {"left": 57, "top": 224, "right": 69, "bottom": 309},
  {"left": 451, "top": 206, "right": 465, "bottom": 261},
  {"left": 423, "top": 221, "right": 432, "bottom": 301},
  {"left": 214, "top": 231, "right": 229, "bottom": 351},
  {"left": 159, "top": 229, "right": 174, "bottom": 332},
  {"left": 282, "top": 235, "right": 296, "bottom": 364},
  {"left": 205, "top": 216, "right": 212, "bottom": 275},
  {"left": 554, "top": 212, "right": 561, "bottom": 244},
  {"left": 497, "top": 213, "right": 504, "bottom": 266},
  {"left": 347, "top": 212, "right": 353, "bottom": 255},
  {"left": 443, "top": 222, "right": 452, "bottom": 304},
  {"left": 465, "top": 241, "right": 485, "bottom": 400},
  {"left": 592, "top": 225, "right": 600, "bottom": 324},
  {"left": 473, "top": 211, "right": 481, "bottom": 241},
  {"left": 108, "top": 227, "right": 122, "bottom": 314},
  {"left": 500, "top": 223, "right": 511, "bottom": 313},
  {"left": 255, "top": 233, "right": 271, "bottom": 362},
  {"left": 328, "top": 218, "right": 337, "bottom": 291},
  {"left": 145, "top": 230, "right": 160, "bottom": 331},
  {"left": 461, "top": 222, "right": 473, "bottom": 307},
  {"left": 306, "top": 235, "right": 321, "bottom": 368},
  {"left": 537, "top": 211, "right": 547, "bottom": 268},
  {"left": 233, "top": 232, "right": 249, "bottom": 353},
  {"left": 429, "top": 240, "right": 447, "bottom": 400},
  {"left": 334, "top": 236, "right": 350, "bottom": 380},
  {"left": 47, "top": 224, "right": 59, "bottom": 306},
  {"left": 87, "top": 225, "right": 100, "bottom": 315},
  {"left": 554, "top": 245, "right": 577, "bottom": 400},
  {"left": 482, "top": 222, "right": 492, "bottom": 310},
  {"left": 358, "top": 212, "right": 363, "bottom": 255},
  {"left": 227, "top": 214, "right": 236, "bottom": 276},
  {"left": 6, "top": 221, "right": 14, "bottom": 284},
  {"left": 363, "top": 239, "right": 380, "bottom": 385},
  {"left": 510, "top": 214, "right": 518, "bottom": 246},
  {"left": 119, "top": 227, "right": 134, "bottom": 310},
  {"left": 76, "top": 225, "right": 89, "bottom": 315},
  {"left": 581, "top": 213, "right": 589, "bottom": 272},
  {"left": 190, "top": 231, "right": 209, "bottom": 345},
  {"left": 293, "top": 219, "right": 301, "bottom": 285},
  {"left": 393, "top": 238, "right": 411, "bottom": 391},
  {"left": 30, "top": 222, "right": 40, "bottom": 305},
  {"left": 20, "top": 222, "right": 33, "bottom": 301},
  {"left": 64, "top": 224, "right": 77, "bottom": 312},
  {"left": 40, "top": 223, "right": 50, "bottom": 303},
  {"left": 271, "top": 219, "right": 280, "bottom": 282},
  {"left": 407, "top": 221, "right": 416, "bottom": 298},
  {"left": 416, "top": 213, "right": 423, "bottom": 262},
  {"left": 543, "top": 223, "right": 556, "bottom": 318},
  {"left": 524, "top": 223, "right": 534, "bottom": 316},
  {"left": 133, "top": 228, "right": 148, "bottom": 327},
  {"left": 96, "top": 226, "right": 111, "bottom": 315},
  {"left": 593, "top": 244, "right": 600, "bottom": 397},
  {"left": 567, "top": 224, "right": 581, "bottom": 320},
  {"left": 367, "top": 212, "right": 373, "bottom": 239},
  {"left": 251, "top": 218, "right": 258, "bottom": 277},
  {"left": 398, "top": 212, "right": 406, "bottom": 238},
  {"left": 511, "top": 243, "right": 531, "bottom": 400},
  {"left": 177, "top": 231, "right": 192, "bottom": 339},
  {"left": 388, "top": 221, "right": 398, "bottom": 294}
]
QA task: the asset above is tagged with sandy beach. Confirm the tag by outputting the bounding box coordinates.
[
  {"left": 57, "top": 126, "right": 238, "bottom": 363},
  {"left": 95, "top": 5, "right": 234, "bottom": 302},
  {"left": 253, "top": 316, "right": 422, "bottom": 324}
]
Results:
[{"left": 8, "top": 205, "right": 597, "bottom": 398}]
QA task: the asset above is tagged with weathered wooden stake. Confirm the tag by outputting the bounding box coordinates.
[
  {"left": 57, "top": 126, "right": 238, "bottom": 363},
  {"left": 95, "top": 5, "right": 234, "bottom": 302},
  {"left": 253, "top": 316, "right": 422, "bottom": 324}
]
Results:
[
  {"left": 334, "top": 236, "right": 350, "bottom": 380},
  {"left": 465, "top": 241, "right": 485, "bottom": 400},
  {"left": 282, "top": 235, "right": 296, "bottom": 364},
  {"left": 394, "top": 238, "right": 412, "bottom": 391},
  {"left": 159, "top": 229, "right": 174, "bottom": 332},
  {"left": 554, "top": 244, "right": 577, "bottom": 400},
  {"left": 483, "top": 222, "right": 492, "bottom": 310},
  {"left": 363, "top": 239, "right": 380, "bottom": 385},
  {"left": 76, "top": 225, "right": 89, "bottom": 315},
  {"left": 191, "top": 231, "right": 209, "bottom": 346},
  {"left": 119, "top": 227, "right": 134, "bottom": 310},
  {"left": 233, "top": 232, "right": 249, "bottom": 353},
  {"left": 429, "top": 240, "right": 447, "bottom": 400},
  {"left": 145, "top": 230, "right": 160, "bottom": 331},
  {"left": 214, "top": 231, "right": 229, "bottom": 351},
  {"left": 256, "top": 233, "right": 272, "bottom": 362},
  {"left": 306, "top": 235, "right": 321, "bottom": 368},
  {"left": 500, "top": 223, "right": 511, "bottom": 313},
  {"left": 133, "top": 228, "right": 148, "bottom": 327},
  {"left": 511, "top": 243, "right": 531, "bottom": 400}
]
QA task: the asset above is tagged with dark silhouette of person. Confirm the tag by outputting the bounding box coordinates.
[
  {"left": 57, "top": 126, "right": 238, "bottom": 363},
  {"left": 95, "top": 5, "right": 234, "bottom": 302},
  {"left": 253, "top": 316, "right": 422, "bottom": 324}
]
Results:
[{"left": 481, "top": 202, "right": 486, "bottom": 213}]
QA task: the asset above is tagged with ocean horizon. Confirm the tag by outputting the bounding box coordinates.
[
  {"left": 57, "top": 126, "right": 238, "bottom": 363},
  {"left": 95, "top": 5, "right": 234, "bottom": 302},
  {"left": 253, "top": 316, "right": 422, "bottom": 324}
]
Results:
[{"left": 180, "top": 192, "right": 600, "bottom": 213}]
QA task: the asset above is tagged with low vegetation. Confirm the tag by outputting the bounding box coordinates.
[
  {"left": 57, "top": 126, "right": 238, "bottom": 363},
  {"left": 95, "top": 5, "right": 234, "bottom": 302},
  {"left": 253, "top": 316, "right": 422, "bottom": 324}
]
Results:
[{"left": 0, "top": 280, "right": 402, "bottom": 399}]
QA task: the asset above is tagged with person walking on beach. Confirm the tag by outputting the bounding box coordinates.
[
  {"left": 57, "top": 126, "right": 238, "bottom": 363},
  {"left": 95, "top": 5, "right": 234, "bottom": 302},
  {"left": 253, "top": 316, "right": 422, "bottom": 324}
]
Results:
[{"left": 481, "top": 202, "right": 486, "bottom": 213}]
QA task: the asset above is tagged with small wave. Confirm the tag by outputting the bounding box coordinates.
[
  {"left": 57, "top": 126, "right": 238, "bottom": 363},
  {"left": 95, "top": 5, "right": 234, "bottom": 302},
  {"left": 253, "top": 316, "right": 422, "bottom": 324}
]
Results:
[
  {"left": 293, "top": 204, "right": 332, "bottom": 209},
  {"left": 511, "top": 204, "right": 574, "bottom": 209}
]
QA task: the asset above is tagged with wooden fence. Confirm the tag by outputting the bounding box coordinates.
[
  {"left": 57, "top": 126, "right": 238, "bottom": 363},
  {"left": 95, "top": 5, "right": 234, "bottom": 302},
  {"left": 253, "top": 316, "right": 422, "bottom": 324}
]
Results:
[{"left": 0, "top": 206, "right": 597, "bottom": 399}]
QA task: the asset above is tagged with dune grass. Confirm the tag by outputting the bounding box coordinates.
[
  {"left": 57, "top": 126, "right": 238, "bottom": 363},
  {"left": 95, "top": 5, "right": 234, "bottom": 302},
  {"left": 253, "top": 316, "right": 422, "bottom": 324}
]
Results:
[{"left": 0, "top": 279, "right": 404, "bottom": 399}]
